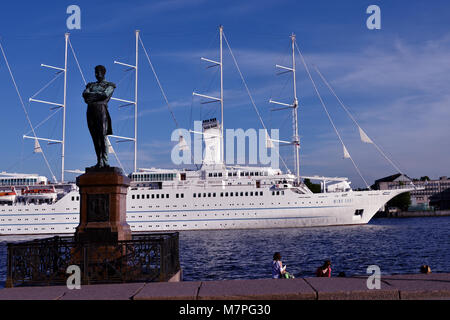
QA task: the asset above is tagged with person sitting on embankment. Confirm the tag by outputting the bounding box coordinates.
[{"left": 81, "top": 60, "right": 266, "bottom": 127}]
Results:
[{"left": 316, "top": 260, "right": 332, "bottom": 277}]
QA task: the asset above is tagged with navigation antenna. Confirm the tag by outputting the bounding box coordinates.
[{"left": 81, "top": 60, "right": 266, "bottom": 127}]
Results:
[{"left": 269, "top": 33, "right": 300, "bottom": 185}]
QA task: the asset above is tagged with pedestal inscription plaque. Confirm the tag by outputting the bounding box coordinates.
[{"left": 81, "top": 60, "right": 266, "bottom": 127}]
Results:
[{"left": 87, "top": 194, "right": 110, "bottom": 222}]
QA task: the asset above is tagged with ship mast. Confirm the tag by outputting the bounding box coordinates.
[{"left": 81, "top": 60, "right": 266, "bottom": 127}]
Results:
[
  {"left": 111, "top": 30, "right": 140, "bottom": 173},
  {"left": 219, "top": 25, "right": 224, "bottom": 164},
  {"left": 269, "top": 33, "right": 300, "bottom": 184},
  {"left": 25, "top": 33, "right": 70, "bottom": 183},
  {"left": 291, "top": 33, "right": 300, "bottom": 185},
  {"left": 62, "top": 33, "right": 68, "bottom": 183},
  {"left": 134, "top": 30, "right": 139, "bottom": 173},
  {"left": 193, "top": 25, "right": 225, "bottom": 165}
]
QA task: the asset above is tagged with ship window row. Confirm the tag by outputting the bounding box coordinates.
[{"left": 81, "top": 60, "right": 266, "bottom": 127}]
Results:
[
  {"left": 131, "top": 193, "right": 187, "bottom": 200},
  {"left": 132, "top": 173, "right": 176, "bottom": 182},
  {"left": 206, "top": 171, "right": 269, "bottom": 178},
  {"left": 133, "top": 193, "right": 169, "bottom": 200},
  {"left": 208, "top": 172, "right": 223, "bottom": 177},
  {"left": 240, "top": 172, "right": 268, "bottom": 177},
  {"left": 71, "top": 196, "right": 80, "bottom": 201},
  {"left": 272, "top": 191, "right": 285, "bottom": 196},
  {"left": 193, "top": 191, "right": 264, "bottom": 198},
  {"left": 0, "top": 178, "right": 38, "bottom": 186}
]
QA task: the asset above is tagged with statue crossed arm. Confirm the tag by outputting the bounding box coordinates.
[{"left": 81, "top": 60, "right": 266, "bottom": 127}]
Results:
[
  {"left": 82, "top": 65, "right": 116, "bottom": 168},
  {"left": 83, "top": 81, "right": 115, "bottom": 104}
]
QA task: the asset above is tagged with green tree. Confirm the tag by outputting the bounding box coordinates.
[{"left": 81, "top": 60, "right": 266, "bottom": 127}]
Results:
[
  {"left": 420, "top": 176, "right": 430, "bottom": 181},
  {"left": 387, "top": 192, "right": 411, "bottom": 211},
  {"left": 304, "top": 178, "right": 321, "bottom": 193}
]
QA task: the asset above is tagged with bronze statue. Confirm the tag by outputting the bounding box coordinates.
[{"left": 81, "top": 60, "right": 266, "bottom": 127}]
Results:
[{"left": 82, "top": 65, "right": 116, "bottom": 168}]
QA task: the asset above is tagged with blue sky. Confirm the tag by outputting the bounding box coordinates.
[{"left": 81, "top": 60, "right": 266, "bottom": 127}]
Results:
[{"left": 0, "top": 0, "right": 449, "bottom": 187}]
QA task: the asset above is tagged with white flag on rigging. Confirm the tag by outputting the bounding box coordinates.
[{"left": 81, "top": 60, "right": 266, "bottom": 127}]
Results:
[
  {"left": 106, "top": 137, "right": 114, "bottom": 154},
  {"left": 34, "top": 139, "right": 42, "bottom": 153},
  {"left": 343, "top": 145, "right": 351, "bottom": 159},
  {"left": 265, "top": 130, "right": 274, "bottom": 149},
  {"left": 178, "top": 131, "right": 189, "bottom": 151},
  {"left": 358, "top": 127, "right": 373, "bottom": 144}
]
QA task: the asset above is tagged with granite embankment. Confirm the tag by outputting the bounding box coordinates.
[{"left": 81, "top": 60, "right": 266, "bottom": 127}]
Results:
[{"left": 0, "top": 272, "right": 449, "bottom": 300}]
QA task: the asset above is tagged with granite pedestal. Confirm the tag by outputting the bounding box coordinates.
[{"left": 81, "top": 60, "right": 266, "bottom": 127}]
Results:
[{"left": 75, "top": 166, "right": 131, "bottom": 243}]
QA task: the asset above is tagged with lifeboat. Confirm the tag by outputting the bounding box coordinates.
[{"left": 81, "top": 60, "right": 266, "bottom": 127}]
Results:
[
  {"left": 0, "top": 187, "right": 17, "bottom": 203},
  {"left": 22, "top": 186, "right": 57, "bottom": 202}
]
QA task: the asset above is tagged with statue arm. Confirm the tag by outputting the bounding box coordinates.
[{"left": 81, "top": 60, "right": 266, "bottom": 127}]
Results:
[
  {"left": 104, "top": 83, "right": 116, "bottom": 100},
  {"left": 83, "top": 83, "right": 106, "bottom": 103},
  {"left": 83, "top": 85, "right": 94, "bottom": 103},
  {"left": 83, "top": 88, "right": 107, "bottom": 103},
  {"left": 83, "top": 82, "right": 116, "bottom": 104}
]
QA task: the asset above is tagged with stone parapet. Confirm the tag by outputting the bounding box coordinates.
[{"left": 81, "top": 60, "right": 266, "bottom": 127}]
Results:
[{"left": 1, "top": 273, "right": 449, "bottom": 300}]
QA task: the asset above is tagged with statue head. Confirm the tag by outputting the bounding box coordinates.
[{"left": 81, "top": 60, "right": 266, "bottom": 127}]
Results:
[{"left": 95, "top": 65, "right": 106, "bottom": 82}]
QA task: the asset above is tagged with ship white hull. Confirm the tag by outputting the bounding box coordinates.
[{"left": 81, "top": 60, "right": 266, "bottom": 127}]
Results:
[{"left": 0, "top": 187, "right": 406, "bottom": 236}]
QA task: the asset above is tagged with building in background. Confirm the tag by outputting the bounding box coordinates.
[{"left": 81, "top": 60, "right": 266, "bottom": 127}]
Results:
[
  {"left": 373, "top": 174, "right": 450, "bottom": 210},
  {"left": 429, "top": 184, "right": 450, "bottom": 210}
]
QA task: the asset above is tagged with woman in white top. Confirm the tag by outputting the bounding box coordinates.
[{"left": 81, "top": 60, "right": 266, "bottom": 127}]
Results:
[{"left": 272, "top": 252, "right": 287, "bottom": 279}]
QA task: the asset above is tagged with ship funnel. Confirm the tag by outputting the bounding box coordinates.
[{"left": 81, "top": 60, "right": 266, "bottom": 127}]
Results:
[{"left": 201, "top": 118, "right": 223, "bottom": 168}]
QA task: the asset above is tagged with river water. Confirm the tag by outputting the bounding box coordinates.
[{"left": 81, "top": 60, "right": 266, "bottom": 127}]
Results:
[{"left": 0, "top": 216, "right": 449, "bottom": 287}]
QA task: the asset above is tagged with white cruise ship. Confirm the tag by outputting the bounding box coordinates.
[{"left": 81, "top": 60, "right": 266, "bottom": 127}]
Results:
[
  {"left": 0, "top": 161, "right": 411, "bottom": 236},
  {"left": 0, "top": 116, "right": 412, "bottom": 235},
  {"left": 0, "top": 28, "right": 415, "bottom": 236}
]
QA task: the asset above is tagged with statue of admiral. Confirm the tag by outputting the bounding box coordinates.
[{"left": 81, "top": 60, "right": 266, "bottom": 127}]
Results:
[{"left": 82, "top": 65, "right": 116, "bottom": 168}]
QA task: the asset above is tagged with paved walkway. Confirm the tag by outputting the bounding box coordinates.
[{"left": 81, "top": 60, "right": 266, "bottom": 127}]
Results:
[{"left": 0, "top": 273, "right": 449, "bottom": 300}]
